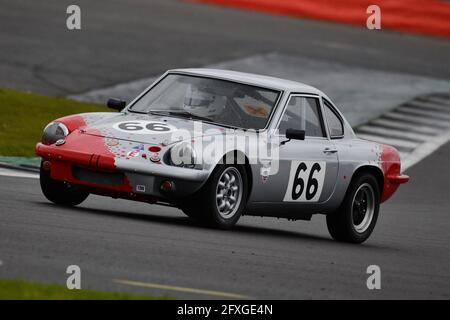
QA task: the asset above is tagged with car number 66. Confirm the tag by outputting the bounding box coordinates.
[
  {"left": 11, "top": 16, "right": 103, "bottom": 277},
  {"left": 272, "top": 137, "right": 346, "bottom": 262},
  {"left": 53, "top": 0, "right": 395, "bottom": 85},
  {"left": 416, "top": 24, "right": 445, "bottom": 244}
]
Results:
[
  {"left": 283, "top": 161, "right": 326, "bottom": 202},
  {"left": 113, "top": 121, "right": 176, "bottom": 134}
]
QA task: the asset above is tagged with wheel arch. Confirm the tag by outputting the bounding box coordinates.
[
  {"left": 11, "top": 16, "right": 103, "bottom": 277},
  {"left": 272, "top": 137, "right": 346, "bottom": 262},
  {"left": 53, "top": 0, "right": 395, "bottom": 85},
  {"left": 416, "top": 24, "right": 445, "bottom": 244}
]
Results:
[{"left": 350, "top": 165, "right": 384, "bottom": 195}]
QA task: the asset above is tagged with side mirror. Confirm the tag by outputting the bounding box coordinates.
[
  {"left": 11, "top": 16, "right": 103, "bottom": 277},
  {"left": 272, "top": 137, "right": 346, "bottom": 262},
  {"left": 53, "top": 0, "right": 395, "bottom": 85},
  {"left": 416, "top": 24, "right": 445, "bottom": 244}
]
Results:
[
  {"left": 107, "top": 98, "right": 126, "bottom": 111},
  {"left": 285, "top": 128, "right": 305, "bottom": 141}
]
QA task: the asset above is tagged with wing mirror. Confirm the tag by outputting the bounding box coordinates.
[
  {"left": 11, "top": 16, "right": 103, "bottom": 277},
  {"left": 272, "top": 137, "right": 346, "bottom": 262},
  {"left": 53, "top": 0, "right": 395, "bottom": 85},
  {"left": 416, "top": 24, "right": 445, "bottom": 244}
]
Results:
[
  {"left": 107, "top": 98, "right": 126, "bottom": 111},
  {"left": 281, "top": 128, "right": 305, "bottom": 145},
  {"left": 286, "top": 128, "right": 305, "bottom": 141}
]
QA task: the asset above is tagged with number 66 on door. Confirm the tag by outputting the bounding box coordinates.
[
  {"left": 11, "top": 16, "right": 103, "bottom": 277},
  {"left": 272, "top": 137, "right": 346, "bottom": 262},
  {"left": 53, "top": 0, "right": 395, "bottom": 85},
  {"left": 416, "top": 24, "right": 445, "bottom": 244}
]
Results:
[{"left": 283, "top": 161, "right": 326, "bottom": 202}]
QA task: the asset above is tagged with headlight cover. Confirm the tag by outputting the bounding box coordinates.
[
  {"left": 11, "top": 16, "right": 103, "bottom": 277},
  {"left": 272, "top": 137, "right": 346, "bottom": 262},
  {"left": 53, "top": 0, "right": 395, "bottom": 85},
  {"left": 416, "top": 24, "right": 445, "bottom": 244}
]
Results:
[
  {"left": 41, "top": 122, "right": 69, "bottom": 145},
  {"left": 169, "top": 142, "right": 198, "bottom": 169}
]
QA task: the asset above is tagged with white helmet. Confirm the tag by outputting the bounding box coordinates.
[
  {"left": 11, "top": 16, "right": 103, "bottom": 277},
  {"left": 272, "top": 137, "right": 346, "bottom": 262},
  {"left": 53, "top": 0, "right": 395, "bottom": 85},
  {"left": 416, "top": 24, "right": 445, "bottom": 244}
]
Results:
[{"left": 183, "top": 84, "right": 225, "bottom": 118}]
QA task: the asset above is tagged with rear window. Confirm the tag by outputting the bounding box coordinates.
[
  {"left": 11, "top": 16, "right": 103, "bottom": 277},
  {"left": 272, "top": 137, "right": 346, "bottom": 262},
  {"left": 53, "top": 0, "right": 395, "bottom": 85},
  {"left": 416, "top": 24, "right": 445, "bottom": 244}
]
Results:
[{"left": 323, "top": 99, "right": 344, "bottom": 138}]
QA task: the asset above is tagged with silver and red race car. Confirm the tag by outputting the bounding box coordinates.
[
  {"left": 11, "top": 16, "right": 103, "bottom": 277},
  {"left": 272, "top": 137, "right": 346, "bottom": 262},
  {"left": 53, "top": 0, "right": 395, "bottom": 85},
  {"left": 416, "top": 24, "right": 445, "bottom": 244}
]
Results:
[{"left": 36, "top": 69, "right": 409, "bottom": 243}]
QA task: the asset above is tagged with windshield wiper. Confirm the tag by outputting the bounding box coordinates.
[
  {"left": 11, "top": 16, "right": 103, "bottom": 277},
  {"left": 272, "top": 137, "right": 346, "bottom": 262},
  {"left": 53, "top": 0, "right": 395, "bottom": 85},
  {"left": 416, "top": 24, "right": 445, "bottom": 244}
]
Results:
[
  {"left": 149, "top": 110, "right": 212, "bottom": 122},
  {"left": 127, "top": 108, "right": 147, "bottom": 114}
]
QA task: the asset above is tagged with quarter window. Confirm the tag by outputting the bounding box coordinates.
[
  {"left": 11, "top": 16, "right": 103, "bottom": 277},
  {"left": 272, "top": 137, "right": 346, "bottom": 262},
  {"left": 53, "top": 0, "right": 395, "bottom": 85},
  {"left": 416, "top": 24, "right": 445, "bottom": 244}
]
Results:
[
  {"left": 278, "top": 96, "right": 325, "bottom": 137},
  {"left": 323, "top": 99, "right": 344, "bottom": 138}
]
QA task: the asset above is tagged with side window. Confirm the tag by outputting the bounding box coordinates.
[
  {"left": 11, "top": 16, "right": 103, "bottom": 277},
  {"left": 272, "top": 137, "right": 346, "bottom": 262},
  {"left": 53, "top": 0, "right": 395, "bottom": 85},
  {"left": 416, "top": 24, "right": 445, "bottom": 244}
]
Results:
[
  {"left": 323, "top": 99, "right": 344, "bottom": 138},
  {"left": 278, "top": 96, "right": 325, "bottom": 137}
]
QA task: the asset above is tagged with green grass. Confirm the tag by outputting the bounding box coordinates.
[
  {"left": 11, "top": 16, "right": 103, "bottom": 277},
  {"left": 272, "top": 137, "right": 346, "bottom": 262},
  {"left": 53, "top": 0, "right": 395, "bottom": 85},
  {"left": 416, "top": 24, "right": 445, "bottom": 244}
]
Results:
[
  {"left": 0, "top": 279, "right": 167, "bottom": 300},
  {"left": 0, "top": 88, "right": 108, "bottom": 157}
]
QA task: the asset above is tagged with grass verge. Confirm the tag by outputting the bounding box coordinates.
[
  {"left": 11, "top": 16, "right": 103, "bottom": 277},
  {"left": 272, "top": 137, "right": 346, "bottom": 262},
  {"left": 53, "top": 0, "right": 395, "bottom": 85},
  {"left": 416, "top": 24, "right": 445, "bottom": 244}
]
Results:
[
  {"left": 0, "top": 279, "right": 168, "bottom": 300},
  {"left": 0, "top": 88, "right": 108, "bottom": 157}
]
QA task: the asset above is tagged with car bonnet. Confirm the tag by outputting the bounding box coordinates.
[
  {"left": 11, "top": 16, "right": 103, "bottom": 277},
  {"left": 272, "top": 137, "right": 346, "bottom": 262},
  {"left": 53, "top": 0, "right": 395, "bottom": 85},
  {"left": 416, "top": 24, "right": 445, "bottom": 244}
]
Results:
[{"left": 81, "top": 112, "right": 230, "bottom": 146}]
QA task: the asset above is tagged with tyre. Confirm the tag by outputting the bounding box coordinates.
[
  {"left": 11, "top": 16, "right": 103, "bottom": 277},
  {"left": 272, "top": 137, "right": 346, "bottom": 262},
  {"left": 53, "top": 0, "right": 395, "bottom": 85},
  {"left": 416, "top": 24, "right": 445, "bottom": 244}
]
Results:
[
  {"left": 40, "top": 162, "right": 89, "bottom": 206},
  {"left": 182, "top": 164, "right": 248, "bottom": 229},
  {"left": 326, "top": 173, "right": 380, "bottom": 243}
]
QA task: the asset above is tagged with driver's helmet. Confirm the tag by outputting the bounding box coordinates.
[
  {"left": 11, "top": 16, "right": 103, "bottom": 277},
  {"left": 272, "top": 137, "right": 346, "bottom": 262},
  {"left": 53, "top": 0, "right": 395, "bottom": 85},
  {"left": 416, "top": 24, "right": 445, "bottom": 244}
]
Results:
[{"left": 183, "top": 85, "right": 225, "bottom": 117}]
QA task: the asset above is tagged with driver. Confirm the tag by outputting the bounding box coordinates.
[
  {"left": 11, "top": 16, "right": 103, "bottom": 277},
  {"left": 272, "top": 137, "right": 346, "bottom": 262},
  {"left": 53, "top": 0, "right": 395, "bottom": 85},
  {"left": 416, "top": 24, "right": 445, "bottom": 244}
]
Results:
[{"left": 183, "top": 84, "right": 226, "bottom": 119}]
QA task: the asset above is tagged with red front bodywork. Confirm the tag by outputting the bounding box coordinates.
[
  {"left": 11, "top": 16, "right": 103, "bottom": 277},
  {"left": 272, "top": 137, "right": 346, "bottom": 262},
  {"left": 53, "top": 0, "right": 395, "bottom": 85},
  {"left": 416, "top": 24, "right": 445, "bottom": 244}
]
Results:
[{"left": 36, "top": 115, "right": 134, "bottom": 196}]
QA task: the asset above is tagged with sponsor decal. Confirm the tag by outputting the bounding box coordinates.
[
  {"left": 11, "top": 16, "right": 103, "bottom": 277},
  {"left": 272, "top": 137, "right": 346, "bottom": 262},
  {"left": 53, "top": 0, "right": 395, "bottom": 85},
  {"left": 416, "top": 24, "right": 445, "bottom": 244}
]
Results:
[
  {"left": 105, "top": 138, "right": 119, "bottom": 146},
  {"left": 234, "top": 96, "right": 271, "bottom": 119},
  {"left": 126, "top": 150, "right": 140, "bottom": 158},
  {"left": 136, "top": 185, "right": 146, "bottom": 193},
  {"left": 133, "top": 143, "right": 145, "bottom": 151},
  {"left": 243, "top": 105, "right": 270, "bottom": 118},
  {"left": 126, "top": 143, "right": 145, "bottom": 159},
  {"left": 260, "top": 167, "right": 270, "bottom": 184}
]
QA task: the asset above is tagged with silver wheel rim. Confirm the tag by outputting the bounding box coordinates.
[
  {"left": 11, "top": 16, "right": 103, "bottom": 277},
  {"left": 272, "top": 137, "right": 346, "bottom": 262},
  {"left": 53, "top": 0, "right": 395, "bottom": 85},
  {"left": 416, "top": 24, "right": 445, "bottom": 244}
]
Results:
[
  {"left": 351, "top": 183, "right": 375, "bottom": 233},
  {"left": 216, "top": 167, "right": 243, "bottom": 219}
]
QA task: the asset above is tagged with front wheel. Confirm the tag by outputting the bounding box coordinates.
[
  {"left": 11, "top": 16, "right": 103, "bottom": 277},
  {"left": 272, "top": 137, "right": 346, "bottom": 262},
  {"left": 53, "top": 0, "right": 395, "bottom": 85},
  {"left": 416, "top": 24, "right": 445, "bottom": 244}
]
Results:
[
  {"left": 326, "top": 173, "right": 380, "bottom": 243},
  {"left": 182, "top": 165, "right": 248, "bottom": 229},
  {"left": 40, "top": 162, "right": 89, "bottom": 206}
]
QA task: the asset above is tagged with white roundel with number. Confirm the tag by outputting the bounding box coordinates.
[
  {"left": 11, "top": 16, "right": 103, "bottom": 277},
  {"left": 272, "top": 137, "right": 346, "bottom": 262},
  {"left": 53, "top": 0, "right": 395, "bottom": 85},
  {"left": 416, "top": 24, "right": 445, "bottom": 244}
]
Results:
[
  {"left": 113, "top": 121, "right": 176, "bottom": 134},
  {"left": 283, "top": 161, "right": 326, "bottom": 202}
]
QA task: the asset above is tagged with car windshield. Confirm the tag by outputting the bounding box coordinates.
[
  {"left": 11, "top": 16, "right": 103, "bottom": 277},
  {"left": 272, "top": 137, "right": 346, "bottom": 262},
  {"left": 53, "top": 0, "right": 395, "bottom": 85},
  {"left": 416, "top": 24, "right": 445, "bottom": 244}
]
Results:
[{"left": 129, "top": 74, "right": 281, "bottom": 129}]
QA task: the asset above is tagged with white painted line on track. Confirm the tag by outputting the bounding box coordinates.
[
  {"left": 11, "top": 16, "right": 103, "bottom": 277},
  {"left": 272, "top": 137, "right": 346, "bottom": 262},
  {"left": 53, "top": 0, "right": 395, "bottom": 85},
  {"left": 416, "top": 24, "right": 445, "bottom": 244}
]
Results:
[
  {"left": 113, "top": 279, "right": 249, "bottom": 299},
  {"left": 356, "top": 133, "right": 419, "bottom": 149},
  {"left": 357, "top": 125, "right": 427, "bottom": 142},
  {"left": 384, "top": 112, "right": 450, "bottom": 128},
  {"left": 370, "top": 119, "right": 441, "bottom": 135},
  {"left": 356, "top": 94, "right": 450, "bottom": 171},
  {"left": 402, "top": 131, "right": 450, "bottom": 170},
  {"left": 396, "top": 106, "right": 450, "bottom": 120},
  {"left": 425, "top": 97, "right": 450, "bottom": 107},
  {"left": 0, "top": 168, "right": 38, "bottom": 179},
  {"left": 407, "top": 100, "right": 450, "bottom": 112}
]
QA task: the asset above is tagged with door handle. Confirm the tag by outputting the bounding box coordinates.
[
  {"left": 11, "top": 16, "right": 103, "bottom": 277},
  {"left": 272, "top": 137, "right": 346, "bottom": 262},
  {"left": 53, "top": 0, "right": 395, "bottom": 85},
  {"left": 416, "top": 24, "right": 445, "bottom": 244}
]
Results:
[{"left": 323, "top": 147, "right": 338, "bottom": 154}]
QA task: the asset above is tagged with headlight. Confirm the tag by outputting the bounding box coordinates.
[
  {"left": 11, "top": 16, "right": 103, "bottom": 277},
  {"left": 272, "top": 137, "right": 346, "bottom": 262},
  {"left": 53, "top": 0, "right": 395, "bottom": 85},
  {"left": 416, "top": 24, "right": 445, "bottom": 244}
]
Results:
[
  {"left": 169, "top": 142, "right": 197, "bottom": 168},
  {"left": 41, "top": 122, "right": 69, "bottom": 145}
]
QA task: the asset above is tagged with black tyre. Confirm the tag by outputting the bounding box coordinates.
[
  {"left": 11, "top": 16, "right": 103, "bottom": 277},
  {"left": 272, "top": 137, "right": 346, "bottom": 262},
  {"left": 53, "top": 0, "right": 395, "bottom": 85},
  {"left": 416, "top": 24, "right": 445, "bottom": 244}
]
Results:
[
  {"left": 182, "top": 164, "right": 248, "bottom": 229},
  {"left": 40, "top": 162, "right": 89, "bottom": 206},
  {"left": 326, "top": 173, "right": 380, "bottom": 244}
]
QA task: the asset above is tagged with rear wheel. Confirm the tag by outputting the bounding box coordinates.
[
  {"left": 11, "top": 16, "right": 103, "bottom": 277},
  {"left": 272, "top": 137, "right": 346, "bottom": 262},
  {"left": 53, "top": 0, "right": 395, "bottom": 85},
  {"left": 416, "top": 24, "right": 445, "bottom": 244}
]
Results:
[
  {"left": 182, "top": 164, "right": 248, "bottom": 229},
  {"left": 326, "top": 173, "right": 380, "bottom": 243},
  {"left": 40, "top": 162, "right": 89, "bottom": 206}
]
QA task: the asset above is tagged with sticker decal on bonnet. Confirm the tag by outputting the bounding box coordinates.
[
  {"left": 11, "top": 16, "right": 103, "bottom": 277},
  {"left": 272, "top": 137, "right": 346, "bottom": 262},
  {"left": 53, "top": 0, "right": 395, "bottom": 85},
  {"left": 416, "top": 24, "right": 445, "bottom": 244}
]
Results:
[{"left": 113, "top": 121, "right": 177, "bottom": 134}]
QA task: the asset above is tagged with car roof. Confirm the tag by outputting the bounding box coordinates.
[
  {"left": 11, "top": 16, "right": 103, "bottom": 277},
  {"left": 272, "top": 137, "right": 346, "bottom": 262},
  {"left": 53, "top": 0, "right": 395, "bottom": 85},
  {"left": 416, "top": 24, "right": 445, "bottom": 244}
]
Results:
[{"left": 169, "top": 68, "right": 323, "bottom": 94}]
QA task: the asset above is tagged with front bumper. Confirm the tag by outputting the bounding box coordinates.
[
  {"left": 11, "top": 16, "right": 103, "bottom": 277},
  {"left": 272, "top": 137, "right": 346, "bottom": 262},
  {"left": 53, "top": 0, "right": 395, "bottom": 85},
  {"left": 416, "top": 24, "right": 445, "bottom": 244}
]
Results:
[
  {"left": 36, "top": 143, "right": 209, "bottom": 181},
  {"left": 387, "top": 174, "right": 410, "bottom": 184},
  {"left": 36, "top": 142, "right": 208, "bottom": 202}
]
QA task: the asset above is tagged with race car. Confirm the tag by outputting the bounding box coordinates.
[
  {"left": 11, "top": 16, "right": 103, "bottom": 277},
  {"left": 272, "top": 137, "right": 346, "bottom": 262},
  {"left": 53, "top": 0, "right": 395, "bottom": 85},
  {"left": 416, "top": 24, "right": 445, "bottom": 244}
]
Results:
[{"left": 35, "top": 69, "right": 409, "bottom": 243}]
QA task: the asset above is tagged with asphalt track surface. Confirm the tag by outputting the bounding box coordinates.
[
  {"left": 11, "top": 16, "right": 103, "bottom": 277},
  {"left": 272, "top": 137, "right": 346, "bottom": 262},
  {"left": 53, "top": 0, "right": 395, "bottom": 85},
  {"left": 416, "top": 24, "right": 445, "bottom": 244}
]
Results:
[
  {"left": 1, "top": 0, "right": 450, "bottom": 299},
  {"left": 0, "top": 141, "right": 449, "bottom": 299}
]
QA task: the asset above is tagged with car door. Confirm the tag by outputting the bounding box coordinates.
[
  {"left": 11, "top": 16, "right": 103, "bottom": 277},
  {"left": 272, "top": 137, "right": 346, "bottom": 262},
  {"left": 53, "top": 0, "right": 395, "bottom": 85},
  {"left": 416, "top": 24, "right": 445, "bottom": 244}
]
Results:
[{"left": 254, "top": 94, "right": 339, "bottom": 206}]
